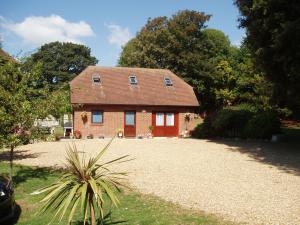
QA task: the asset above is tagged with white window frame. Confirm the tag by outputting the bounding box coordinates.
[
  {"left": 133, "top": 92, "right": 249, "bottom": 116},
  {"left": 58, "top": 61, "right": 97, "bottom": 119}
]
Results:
[
  {"left": 164, "top": 77, "right": 173, "bottom": 86},
  {"left": 166, "top": 113, "right": 175, "bottom": 126},
  {"left": 92, "top": 74, "right": 101, "bottom": 85},
  {"left": 129, "top": 76, "right": 138, "bottom": 85},
  {"left": 156, "top": 113, "right": 164, "bottom": 126}
]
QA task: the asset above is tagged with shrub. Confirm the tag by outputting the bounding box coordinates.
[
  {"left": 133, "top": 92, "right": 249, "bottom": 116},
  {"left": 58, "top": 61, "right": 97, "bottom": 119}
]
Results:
[
  {"left": 87, "top": 134, "right": 94, "bottom": 139},
  {"left": 191, "top": 108, "right": 281, "bottom": 139},
  {"left": 233, "top": 103, "right": 259, "bottom": 113},
  {"left": 191, "top": 116, "right": 214, "bottom": 138},
  {"left": 211, "top": 109, "right": 253, "bottom": 137},
  {"left": 46, "top": 134, "right": 56, "bottom": 142},
  {"left": 53, "top": 126, "right": 64, "bottom": 140},
  {"left": 243, "top": 111, "right": 281, "bottom": 139}
]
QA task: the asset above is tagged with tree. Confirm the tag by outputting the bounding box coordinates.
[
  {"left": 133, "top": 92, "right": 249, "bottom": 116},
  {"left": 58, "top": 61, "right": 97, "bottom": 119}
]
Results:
[
  {"left": 201, "top": 29, "right": 231, "bottom": 60},
  {"left": 23, "top": 42, "right": 98, "bottom": 90},
  {"left": 119, "top": 10, "right": 274, "bottom": 112},
  {"left": 235, "top": 0, "right": 300, "bottom": 116},
  {"left": 0, "top": 55, "right": 49, "bottom": 177},
  {"left": 119, "top": 10, "right": 226, "bottom": 111},
  {"left": 22, "top": 42, "right": 97, "bottom": 117}
]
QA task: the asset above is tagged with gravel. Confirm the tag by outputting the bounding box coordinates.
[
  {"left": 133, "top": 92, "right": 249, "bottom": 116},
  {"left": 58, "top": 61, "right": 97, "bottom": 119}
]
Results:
[{"left": 13, "top": 138, "right": 300, "bottom": 225}]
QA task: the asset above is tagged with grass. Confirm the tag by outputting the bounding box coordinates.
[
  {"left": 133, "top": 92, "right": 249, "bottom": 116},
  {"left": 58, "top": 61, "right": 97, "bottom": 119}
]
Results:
[
  {"left": 281, "top": 120, "right": 300, "bottom": 143},
  {"left": 0, "top": 162, "right": 231, "bottom": 225}
]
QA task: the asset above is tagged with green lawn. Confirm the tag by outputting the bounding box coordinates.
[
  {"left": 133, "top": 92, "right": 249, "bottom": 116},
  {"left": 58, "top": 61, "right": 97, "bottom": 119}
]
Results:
[
  {"left": 282, "top": 126, "right": 300, "bottom": 142},
  {"left": 0, "top": 162, "right": 231, "bottom": 225}
]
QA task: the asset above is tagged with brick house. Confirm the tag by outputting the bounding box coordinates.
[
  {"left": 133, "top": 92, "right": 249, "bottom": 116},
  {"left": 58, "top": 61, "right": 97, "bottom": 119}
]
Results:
[{"left": 70, "top": 66, "right": 199, "bottom": 138}]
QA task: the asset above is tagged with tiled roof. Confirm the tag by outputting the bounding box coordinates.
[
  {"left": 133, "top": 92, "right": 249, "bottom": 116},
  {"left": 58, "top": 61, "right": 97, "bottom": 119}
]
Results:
[{"left": 70, "top": 66, "right": 199, "bottom": 107}]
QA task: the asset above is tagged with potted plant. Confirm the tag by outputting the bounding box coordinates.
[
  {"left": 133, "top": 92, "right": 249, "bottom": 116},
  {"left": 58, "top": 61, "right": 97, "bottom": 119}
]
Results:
[
  {"left": 184, "top": 113, "right": 191, "bottom": 137},
  {"left": 117, "top": 128, "right": 123, "bottom": 138},
  {"left": 87, "top": 134, "right": 93, "bottom": 139},
  {"left": 81, "top": 111, "right": 88, "bottom": 123},
  {"left": 148, "top": 125, "right": 153, "bottom": 138},
  {"left": 74, "top": 130, "right": 82, "bottom": 139}
]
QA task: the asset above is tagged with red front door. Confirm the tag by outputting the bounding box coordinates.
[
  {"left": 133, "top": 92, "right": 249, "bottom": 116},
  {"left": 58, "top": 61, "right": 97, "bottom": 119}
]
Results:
[
  {"left": 152, "top": 112, "right": 179, "bottom": 137},
  {"left": 124, "top": 111, "right": 136, "bottom": 137}
]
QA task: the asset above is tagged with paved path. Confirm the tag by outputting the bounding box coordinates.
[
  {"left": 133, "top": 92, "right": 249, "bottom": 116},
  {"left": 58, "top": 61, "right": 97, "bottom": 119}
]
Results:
[{"left": 11, "top": 138, "right": 300, "bottom": 225}]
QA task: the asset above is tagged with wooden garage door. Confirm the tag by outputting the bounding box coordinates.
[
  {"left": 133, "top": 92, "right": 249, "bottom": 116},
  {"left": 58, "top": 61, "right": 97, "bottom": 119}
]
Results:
[{"left": 152, "top": 112, "right": 179, "bottom": 137}]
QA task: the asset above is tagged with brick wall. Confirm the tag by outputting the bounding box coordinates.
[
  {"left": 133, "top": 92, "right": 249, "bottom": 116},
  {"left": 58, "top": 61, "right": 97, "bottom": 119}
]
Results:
[
  {"left": 73, "top": 105, "right": 198, "bottom": 138},
  {"left": 178, "top": 112, "right": 198, "bottom": 136}
]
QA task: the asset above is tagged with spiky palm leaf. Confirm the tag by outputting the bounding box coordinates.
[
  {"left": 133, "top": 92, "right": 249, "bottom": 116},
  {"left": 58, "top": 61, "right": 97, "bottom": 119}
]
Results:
[{"left": 31, "top": 138, "right": 130, "bottom": 225}]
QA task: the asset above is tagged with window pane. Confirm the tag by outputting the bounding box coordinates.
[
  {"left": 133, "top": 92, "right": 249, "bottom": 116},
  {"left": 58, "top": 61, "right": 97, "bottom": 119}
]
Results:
[
  {"left": 92, "top": 111, "right": 103, "bottom": 123},
  {"left": 129, "top": 76, "right": 137, "bottom": 85},
  {"left": 164, "top": 78, "right": 173, "bottom": 86},
  {"left": 125, "top": 112, "right": 135, "bottom": 125},
  {"left": 166, "top": 113, "right": 174, "bottom": 126},
  {"left": 156, "top": 113, "right": 164, "bottom": 126}
]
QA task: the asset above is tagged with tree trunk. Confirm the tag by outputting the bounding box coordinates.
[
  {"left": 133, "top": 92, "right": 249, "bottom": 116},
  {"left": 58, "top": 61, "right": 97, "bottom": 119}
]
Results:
[
  {"left": 89, "top": 198, "right": 96, "bottom": 225},
  {"left": 9, "top": 145, "right": 14, "bottom": 180}
]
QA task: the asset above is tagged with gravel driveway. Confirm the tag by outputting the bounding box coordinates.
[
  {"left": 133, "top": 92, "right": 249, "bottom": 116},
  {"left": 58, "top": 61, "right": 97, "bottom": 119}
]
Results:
[{"left": 9, "top": 138, "right": 300, "bottom": 225}]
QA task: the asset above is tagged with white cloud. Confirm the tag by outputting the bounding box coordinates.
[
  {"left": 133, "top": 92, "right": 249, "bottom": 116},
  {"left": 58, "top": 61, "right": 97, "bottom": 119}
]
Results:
[
  {"left": 105, "top": 23, "right": 131, "bottom": 47},
  {"left": 0, "top": 15, "right": 94, "bottom": 45}
]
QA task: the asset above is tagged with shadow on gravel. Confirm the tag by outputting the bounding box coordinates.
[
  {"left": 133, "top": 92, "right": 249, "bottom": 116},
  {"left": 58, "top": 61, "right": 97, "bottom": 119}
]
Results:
[
  {"left": 0, "top": 150, "right": 42, "bottom": 162},
  {"left": 207, "top": 139, "right": 300, "bottom": 176}
]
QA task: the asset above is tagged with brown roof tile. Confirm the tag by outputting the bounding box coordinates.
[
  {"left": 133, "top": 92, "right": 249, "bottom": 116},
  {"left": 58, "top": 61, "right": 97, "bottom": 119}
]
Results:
[{"left": 70, "top": 66, "right": 199, "bottom": 107}]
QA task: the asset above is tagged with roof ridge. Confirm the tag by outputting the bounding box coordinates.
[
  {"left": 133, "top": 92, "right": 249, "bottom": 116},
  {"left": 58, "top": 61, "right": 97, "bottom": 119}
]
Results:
[{"left": 87, "top": 65, "right": 170, "bottom": 71}]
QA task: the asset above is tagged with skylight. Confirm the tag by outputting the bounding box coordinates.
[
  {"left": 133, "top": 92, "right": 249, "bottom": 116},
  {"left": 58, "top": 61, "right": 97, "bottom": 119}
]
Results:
[
  {"left": 164, "top": 77, "right": 173, "bottom": 86},
  {"left": 129, "top": 75, "right": 138, "bottom": 85},
  {"left": 92, "top": 73, "right": 101, "bottom": 84}
]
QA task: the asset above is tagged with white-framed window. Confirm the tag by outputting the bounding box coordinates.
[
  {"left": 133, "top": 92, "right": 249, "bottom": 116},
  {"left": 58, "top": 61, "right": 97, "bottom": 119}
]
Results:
[
  {"left": 92, "top": 73, "right": 101, "bottom": 84},
  {"left": 92, "top": 111, "right": 103, "bottom": 123},
  {"left": 166, "top": 113, "right": 175, "bottom": 126},
  {"left": 156, "top": 113, "right": 164, "bottom": 126},
  {"left": 164, "top": 77, "right": 173, "bottom": 86},
  {"left": 129, "top": 75, "right": 138, "bottom": 85}
]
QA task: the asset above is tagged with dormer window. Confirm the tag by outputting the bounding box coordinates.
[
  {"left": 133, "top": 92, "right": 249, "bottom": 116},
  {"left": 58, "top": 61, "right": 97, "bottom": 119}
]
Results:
[
  {"left": 164, "top": 77, "right": 173, "bottom": 86},
  {"left": 92, "top": 73, "right": 101, "bottom": 84},
  {"left": 129, "top": 75, "right": 137, "bottom": 85}
]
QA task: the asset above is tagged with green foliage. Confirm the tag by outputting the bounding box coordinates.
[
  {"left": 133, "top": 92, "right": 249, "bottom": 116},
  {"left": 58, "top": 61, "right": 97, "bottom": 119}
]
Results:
[
  {"left": 21, "top": 42, "right": 95, "bottom": 115},
  {"left": 191, "top": 117, "right": 213, "bottom": 138},
  {"left": 31, "top": 139, "right": 130, "bottom": 225},
  {"left": 119, "top": 10, "right": 273, "bottom": 112},
  {"left": 23, "top": 42, "right": 98, "bottom": 90},
  {"left": 192, "top": 108, "right": 281, "bottom": 139},
  {"left": 211, "top": 109, "right": 253, "bottom": 137},
  {"left": 46, "top": 134, "right": 56, "bottom": 142},
  {"left": 243, "top": 112, "right": 281, "bottom": 139},
  {"left": 0, "top": 57, "right": 49, "bottom": 149},
  {"left": 119, "top": 10, "right": 219, "bottom": 110},
  {"left": 235, "top": 0, "right": 300, "bottom": 116},
  {"left": 53, "top": 126, "right": 64, "bottom": 140}
]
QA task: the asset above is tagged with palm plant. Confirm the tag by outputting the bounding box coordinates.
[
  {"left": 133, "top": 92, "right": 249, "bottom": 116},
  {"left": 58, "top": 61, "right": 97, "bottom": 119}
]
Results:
[{"left": 31, "top": 138, "right": 130, "bottom": 225}]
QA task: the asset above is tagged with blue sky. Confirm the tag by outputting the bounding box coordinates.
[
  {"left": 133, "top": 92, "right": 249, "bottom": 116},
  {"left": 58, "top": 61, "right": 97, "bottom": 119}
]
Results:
[{"left": 0, "top": 0, "right": 244, "bottom": 66}]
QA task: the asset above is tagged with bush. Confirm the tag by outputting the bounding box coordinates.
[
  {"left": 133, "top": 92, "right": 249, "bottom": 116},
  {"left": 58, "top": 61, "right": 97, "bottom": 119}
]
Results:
[
  {"left": 211, "top": 108, "right": 253, "bottom": 137},
  {"left": 233, "top": 103, "right": 259, "bottom": 113},
  {"left": 243, "top": 111, "right": 281, "bottom": 139},
  {"left": 46, "top": 134, "right": 56, "bottom": 142},
  {"left": 191, "top": 117, "right": 213, "bottom": 138},
  {"left": 53, "top": 126, "right": 64, "bottom": 140},
  {"left": 191, "top": 108, "right": 281, "bottom": 139}
]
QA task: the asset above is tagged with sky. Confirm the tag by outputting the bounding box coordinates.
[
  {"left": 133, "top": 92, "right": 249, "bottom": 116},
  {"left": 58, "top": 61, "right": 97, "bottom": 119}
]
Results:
[{"left": 0, "top": 0, "right": 245, "bottom": 66}]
